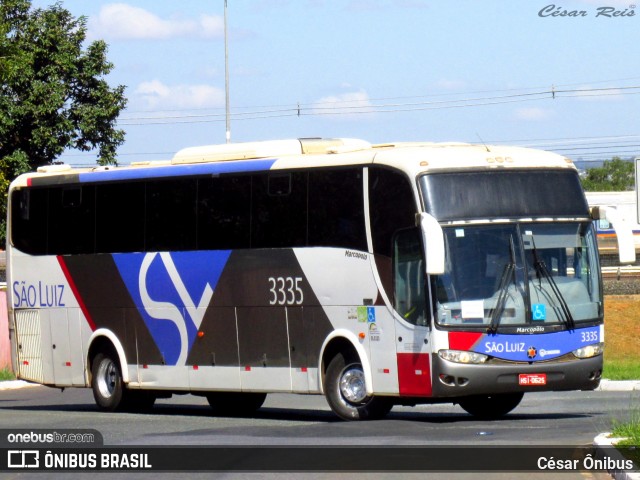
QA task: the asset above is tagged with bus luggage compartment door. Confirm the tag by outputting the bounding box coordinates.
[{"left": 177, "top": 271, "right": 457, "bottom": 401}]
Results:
[{"left": 14, "top": 309, "right": 45, "bottom": 383}]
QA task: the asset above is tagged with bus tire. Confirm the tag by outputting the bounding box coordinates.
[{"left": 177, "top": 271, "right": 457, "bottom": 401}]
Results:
[
  {"left": 324, "top": 352, "right": 392, "bottom": 421},
  {"left": 458, "top": 392, "right": 524, "bottom": 419},
  {"left": 206, "top": 392, "right": 267, "bottom": 415},
  {"left": 91, "top": 351, "right": 125, "bottom": 412}
]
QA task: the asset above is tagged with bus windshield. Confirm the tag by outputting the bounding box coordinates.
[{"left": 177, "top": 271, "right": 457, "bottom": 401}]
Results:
[{"left": 432, "top": 222, "right": 602, "bottom": 329}]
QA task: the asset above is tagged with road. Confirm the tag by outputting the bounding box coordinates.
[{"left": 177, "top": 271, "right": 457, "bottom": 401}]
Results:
[{"left": 0, "top": 384, "right": 636, "bottom": 480}]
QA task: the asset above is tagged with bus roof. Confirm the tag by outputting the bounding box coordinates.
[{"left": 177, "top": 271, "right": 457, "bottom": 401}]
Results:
[{"left": 10, "top": 138, "right": 576, "bottom": 189}]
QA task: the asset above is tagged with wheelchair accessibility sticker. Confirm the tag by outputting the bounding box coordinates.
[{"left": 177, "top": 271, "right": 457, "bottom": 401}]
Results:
[
  {"left": 532, "top": 304, "right": 546, "bottom": 321},
  {"left": 356, "top": 306, "right": 376, "bottom": 323}
]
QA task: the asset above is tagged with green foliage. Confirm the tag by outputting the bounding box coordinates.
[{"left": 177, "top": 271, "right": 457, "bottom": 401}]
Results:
[
  {"left": 603, "top": 359, "right": 640, "bottom": 381},
  {"left": 0, "top": 368, "right": 15, "bottom": 381},
  {"left": 0, "top": 0, "right": 127, "bottom": 245},
  {"left": 581, "top": 157, "right": 635, "bottom": 192},
  {"left": 611, "top": 408, "right": 640, "bottom": 447}
]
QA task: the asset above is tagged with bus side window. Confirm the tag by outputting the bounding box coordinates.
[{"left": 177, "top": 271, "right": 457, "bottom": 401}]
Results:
[
  {"left": 308, "top": 168, "right": 367, "bottom": 251},
  {"left": 96, "top": 182, "right": 145, "bottom": 253},
  {"left": 369, "top": 167, "right": 417, "bottom": 302},
  {"left": 252, "top": 172, "right": 307, "bottom": 248},
  {"left": 393, "top": 228, "right": 427, "bottom": 326},
  {"left": 198, "top": 175, "right": 251, "bottom": 250},
  {"left": 11, "top": 188, "right": 48, "bottom": 255},
  {"left": 146, "top": 178, "right": 197, "bottom": 251},
  {"left": 48, "top": 186, "right": 95, "bottom": 255},
  {"left": 369, "top": 167, "right": 416, "bottom": 257}
]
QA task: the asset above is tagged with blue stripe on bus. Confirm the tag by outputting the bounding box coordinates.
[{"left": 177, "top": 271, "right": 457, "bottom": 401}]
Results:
[
  {"left": 469, "top": 326, "right": 601, "bottom": 362},
  {"left": 77, "top": 158, "right": 277, "bottom": 183}
]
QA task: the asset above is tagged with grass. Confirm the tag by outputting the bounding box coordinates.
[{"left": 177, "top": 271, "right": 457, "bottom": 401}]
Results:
[
  {"left": 0, "top": 368, "right": 15, "bottom": 381},
  {"left": 611, "top": 415, "right": 640, "bottom": 446},
  {"left": 611, "top": 410, "right": 640, "bottom": 465},
  {"left": 603, "top": 360, "right": 640, "bottom": 380}
]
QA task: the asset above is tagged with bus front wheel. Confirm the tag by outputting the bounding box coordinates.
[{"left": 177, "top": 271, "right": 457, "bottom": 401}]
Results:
[
  {"left": 458, "top": 392, "right": 524, "bottom": 419},
  {"left": 91, "top": 351, "right": 125, "bottom": 411},
  {"left": 324, "top": 353, "right": 392, "bottom": 421}
]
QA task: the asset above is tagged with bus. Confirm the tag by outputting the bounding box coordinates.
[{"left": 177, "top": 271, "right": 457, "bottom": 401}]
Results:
[{"left": 7, "top": 138, "right": 632, "bottom": 420}]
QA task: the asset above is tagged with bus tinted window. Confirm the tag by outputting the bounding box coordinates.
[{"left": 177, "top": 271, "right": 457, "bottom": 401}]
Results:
[
  {"left": 252, "top": 172, "right": 307, "bottom": 248},
  {"left": 48, "top": 186, "right": 95, "bottom": 255},
  {"left": 146, "top": 178, "right": 197, "bottom": 251},
  {"left": 11, "top": 188, "right": 48, "bottom": 255},
  {"left": 308, "top": 168, "right": 367, "bottom": 251},
  {"left": 369, "top": 168, "right": 416, "bottom": 257},
  {"left": 198, "top": 175, "right": 251, "bottom": 250},
  {"left": 96, "top": 182, "right": 145, "bottom": 253},
  {"left": 11, "top": 167, "right": 370, "bottom": 254},
  {"left": 421, "top": 170, "right": 588, "bottom": 221}
]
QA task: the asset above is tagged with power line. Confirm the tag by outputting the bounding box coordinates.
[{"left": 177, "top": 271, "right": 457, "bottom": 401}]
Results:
[{"left": 117, "top": 84, "right": 640, "bottom": 126}]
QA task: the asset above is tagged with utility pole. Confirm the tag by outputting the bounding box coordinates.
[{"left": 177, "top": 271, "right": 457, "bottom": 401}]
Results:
[{"left": 224, "top": 0, "right": 231, "bottom": 143}]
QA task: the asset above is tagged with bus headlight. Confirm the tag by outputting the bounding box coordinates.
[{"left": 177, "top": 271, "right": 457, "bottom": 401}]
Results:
[
  {"left": 438, "top": 350, "right": 489, "bottom": 364},
  {"left": 572, "top": 342, "right": 604, "bottom": 359}
]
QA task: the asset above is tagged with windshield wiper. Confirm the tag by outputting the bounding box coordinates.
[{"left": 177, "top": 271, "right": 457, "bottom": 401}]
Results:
[
  {"left": 487, "top": 236, "right": 516, "bottom": 334},
  {"left": 530, "top": 238, "right": 576, "bottom": 330}
]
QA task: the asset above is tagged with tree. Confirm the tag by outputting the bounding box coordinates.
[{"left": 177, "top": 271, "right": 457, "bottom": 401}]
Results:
[
  {"left": 0, "top": 0, "right": 126, "bottom": 245},
  {"left": 581, "top": 157, "right": 635, "bottom": 192}
]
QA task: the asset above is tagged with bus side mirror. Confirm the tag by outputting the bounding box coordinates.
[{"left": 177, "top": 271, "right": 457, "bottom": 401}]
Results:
[{"left": 418, "top": 213, "right": 445, "bottom": 274}]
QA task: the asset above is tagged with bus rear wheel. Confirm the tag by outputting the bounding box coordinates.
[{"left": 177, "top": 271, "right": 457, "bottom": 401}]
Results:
[
  {"left": 91, "top": 351, "right": 125, "bottom": 411},
  {"left": 458, "top": 392, "right": 524, "bottom": 419},
  {"left": 206, "top": 392, "right": 267, "bottom": 416},
  {"left": 91, "top": 351, "right": 156, "bottom": 412},
  {"left": 324, "top": 353, "right": 392, "bottom": 421}
]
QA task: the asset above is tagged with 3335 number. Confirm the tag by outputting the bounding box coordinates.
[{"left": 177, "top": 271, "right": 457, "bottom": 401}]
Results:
[{"left": 268, "top": 277, "right": 304, "bottom": 305}]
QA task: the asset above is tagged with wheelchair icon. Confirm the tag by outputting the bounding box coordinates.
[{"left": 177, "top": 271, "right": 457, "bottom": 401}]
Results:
[{"left": 532, "top": 304, "right": 546, "bottom": 321}]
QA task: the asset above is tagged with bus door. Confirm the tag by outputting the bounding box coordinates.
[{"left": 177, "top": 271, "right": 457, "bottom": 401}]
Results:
[{"left": 391, "top": 228, "right": 432, "bottom": 397}]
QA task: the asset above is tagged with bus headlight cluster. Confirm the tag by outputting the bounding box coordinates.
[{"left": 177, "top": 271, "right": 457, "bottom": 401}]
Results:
[
  {"left": 572, "top": 342, "right": 604, "bottom": 359},
  {"left": 438, "top": 350, "right": 489, "bottom": 364}
]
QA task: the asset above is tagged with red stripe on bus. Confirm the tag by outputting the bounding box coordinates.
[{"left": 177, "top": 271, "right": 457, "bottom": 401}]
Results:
[
  {"left": 57, "top": 256, "right": 97, "bottom": 331},
  {"left": 448, "top": 331, "right": 484, "bottom": 351}
]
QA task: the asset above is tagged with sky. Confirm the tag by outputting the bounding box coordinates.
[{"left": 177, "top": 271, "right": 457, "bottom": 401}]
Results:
[{"left": 28, "top": 0, "right": 640, "bottom": 167}]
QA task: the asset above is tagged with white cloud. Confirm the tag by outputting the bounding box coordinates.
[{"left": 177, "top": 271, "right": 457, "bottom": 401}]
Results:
[
  {"left": 134, "top": 80, "right": 225, "bottom": 110},
  {"left": 88, "top": 4, "right": 224, "bottom": 41},
  {"left": 514, "top": 107, "right": 551, "bottom": 121},
  {"left": 311, "top": 90, "right": 374, "bottom": 119}
]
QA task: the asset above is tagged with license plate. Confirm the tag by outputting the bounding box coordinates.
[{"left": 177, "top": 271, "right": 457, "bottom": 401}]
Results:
[{"left": 519, "top": 373, "right": 547, "bottom": 386}]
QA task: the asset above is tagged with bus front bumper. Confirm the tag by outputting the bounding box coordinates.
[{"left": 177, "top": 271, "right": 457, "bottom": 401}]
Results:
[{"left": 430, "top": 354, "right": 603, "bottom": 398}]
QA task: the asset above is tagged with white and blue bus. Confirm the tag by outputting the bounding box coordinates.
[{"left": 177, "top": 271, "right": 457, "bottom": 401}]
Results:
[{"left": 7, "top": 138, "right": 630, "bottom": 420}]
